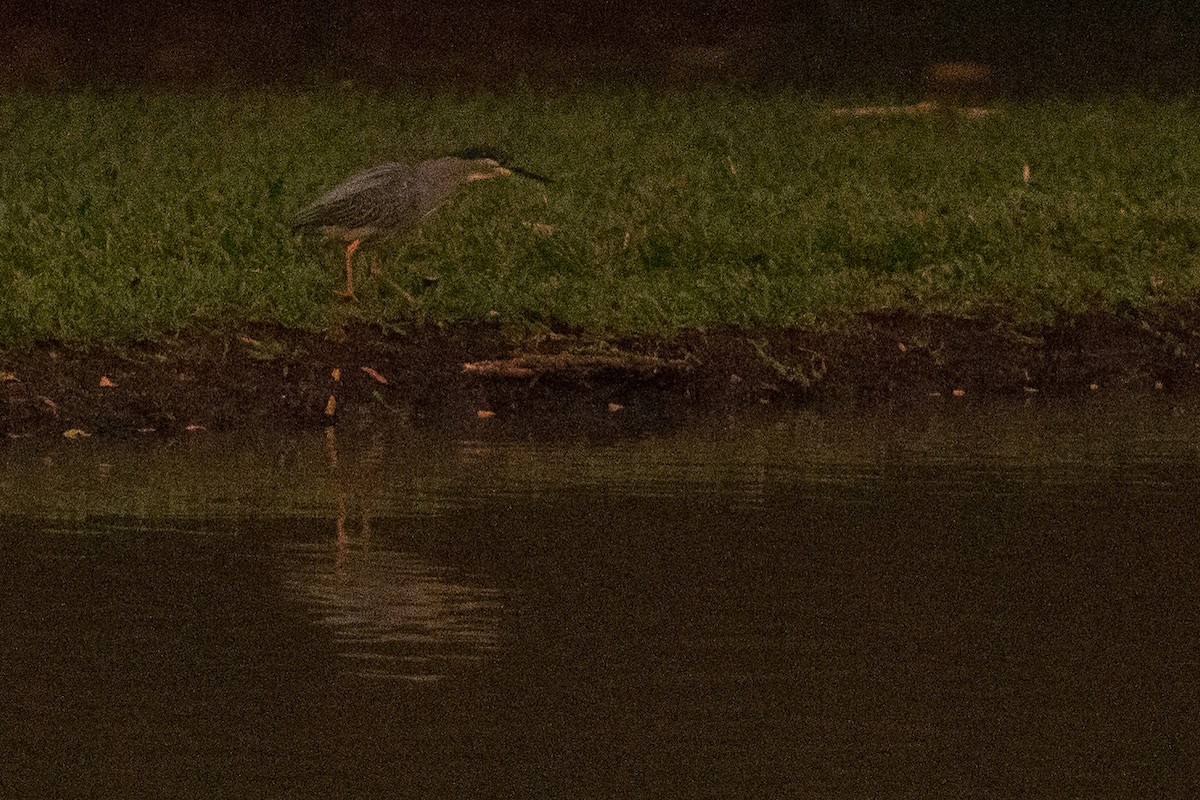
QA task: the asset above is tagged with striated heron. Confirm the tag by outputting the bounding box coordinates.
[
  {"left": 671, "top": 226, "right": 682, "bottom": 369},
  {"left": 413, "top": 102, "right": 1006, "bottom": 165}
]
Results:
[{"left": 292, "top": 146, "right": 551, "bottom": 299}]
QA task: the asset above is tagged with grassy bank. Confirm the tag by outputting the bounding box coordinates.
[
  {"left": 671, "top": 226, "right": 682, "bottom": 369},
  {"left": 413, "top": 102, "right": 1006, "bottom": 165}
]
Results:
[{"left": 2, "top": 90, "right": 1199, "bottom": 348}]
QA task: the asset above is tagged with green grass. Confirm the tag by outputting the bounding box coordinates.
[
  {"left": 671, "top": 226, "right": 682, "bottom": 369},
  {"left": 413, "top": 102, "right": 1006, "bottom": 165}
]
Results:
[{"left": 2, "top": 89, "right": 1200, "bottom": 348}]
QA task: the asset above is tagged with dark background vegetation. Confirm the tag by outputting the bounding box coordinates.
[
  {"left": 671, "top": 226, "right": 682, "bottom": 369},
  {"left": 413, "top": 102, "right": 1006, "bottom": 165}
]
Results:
[{"left": 2, "top": 1, "right": 1198, "bottom": 94}]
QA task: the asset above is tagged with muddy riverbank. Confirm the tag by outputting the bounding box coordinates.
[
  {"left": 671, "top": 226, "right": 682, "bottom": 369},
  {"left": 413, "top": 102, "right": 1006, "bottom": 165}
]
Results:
[{"left": 4, "top": 308, "right": 1200, "bottom": 439}]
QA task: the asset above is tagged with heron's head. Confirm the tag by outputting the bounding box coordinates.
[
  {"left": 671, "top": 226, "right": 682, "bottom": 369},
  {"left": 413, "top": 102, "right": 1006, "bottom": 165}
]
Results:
[{"left": 451, "top": 146, "right": 552, "bottom": 184}]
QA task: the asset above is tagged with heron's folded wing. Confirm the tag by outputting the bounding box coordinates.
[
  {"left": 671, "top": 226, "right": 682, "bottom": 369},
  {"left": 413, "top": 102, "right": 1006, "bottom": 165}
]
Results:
[{"left": 293, "top": 162, "right": 419, "bottom": 233}]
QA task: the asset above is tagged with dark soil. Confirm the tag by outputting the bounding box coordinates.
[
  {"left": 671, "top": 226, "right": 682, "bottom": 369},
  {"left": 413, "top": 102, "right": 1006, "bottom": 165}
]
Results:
[{"left": 4, "top": 308, "right": 1200, "bottom": 440}]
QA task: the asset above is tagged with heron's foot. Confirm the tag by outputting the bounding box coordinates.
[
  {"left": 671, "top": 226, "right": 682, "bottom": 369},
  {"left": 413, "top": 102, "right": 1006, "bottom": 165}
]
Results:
[
  {"left": 378, "top": 274, "right": 416, "bottom": 304},
  {"left": 335, "top": 289, "right": 356, "bottom": 301}
]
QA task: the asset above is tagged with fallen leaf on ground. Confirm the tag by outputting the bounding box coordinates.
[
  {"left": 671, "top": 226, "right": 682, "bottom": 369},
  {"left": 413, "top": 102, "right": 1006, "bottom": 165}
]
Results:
[
  {"left": 99, "top": 375, "right": 116, "bottom": 388},
  {"left": 185, "top": 424, "right": 206, "bottom": 432},
  {"left": 1, "top": 371, "right": 16, "bottom": 381},
  {"left": 361, "top": 366, "right": 388, "bottom": 384},
  {"left": 331, "top": 368, "right": 341, "bottom": 381},
  {"left": 476, "top": 410, "right": 496, "bottom": 418},
  {"left": 325, "top": 395, "right": 337, "bottom": 416},
  {"left": 521, "top": 221, "right": 555, "bottom": 235},
  {"left": 608, "top": 403, "right": 624, "bottom": 412},
  {"left": 63, "top": 428, "right": 90, "bottom": 439}
]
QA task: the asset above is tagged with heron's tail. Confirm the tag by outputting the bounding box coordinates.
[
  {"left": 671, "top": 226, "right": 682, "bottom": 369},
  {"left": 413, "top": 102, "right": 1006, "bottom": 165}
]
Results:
[{"left": 290, "top": 204, "right": 324, "bottom": 235}]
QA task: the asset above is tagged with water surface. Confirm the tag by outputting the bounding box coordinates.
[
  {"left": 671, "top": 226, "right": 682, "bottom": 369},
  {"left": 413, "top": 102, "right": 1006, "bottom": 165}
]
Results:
[{"left": 2, "top": 402, "right": 1197, "bottom": 798}]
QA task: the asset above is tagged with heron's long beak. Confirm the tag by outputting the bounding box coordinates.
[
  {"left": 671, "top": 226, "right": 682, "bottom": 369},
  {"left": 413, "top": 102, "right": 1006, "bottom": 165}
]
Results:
[{"left": 509, "top": 165, "right": 552, "bottom": 184}]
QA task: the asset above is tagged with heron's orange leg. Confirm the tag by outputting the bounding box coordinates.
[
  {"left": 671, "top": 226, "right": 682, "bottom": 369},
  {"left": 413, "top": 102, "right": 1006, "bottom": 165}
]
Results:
[{"left": 340, "top": 239, "right": 360, "bottom": 299}]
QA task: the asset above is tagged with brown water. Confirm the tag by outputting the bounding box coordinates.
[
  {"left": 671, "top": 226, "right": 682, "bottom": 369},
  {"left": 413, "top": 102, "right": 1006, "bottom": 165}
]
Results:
[{"left": 1, "top": 402, "right": 1197, "bottom": 798}]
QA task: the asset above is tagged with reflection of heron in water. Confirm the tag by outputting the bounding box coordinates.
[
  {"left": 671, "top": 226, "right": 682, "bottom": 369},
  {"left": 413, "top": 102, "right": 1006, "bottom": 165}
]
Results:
[
  {"left": 285, "top": 545, "right": 503, "bottom": 681},
  {"left": 288, "top": 428, "right": 503, "bottom": 681}
]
